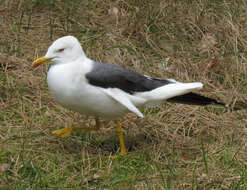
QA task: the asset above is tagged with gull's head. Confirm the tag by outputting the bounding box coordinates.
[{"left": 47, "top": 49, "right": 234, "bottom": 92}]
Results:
[{"left": 32, "top": 36, "right": 85, "bottom": 68}]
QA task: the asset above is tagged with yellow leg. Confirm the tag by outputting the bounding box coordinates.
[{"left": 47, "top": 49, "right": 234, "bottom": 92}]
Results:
[
  {"left": 115, "top": 120, "right": 127, "bottom": 156},
  {"left": 52, "top": 126, "right": 73, "bottom": 138},
  {"left": 52, "top": 118, "right": 101, "bottom": 138}
]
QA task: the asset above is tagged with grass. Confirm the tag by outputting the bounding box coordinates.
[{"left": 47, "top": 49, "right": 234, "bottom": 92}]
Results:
[{"left": 0, "top": 0, "right": 247, "bottom": 189}]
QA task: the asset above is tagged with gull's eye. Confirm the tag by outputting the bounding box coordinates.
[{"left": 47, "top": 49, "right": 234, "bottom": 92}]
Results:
[{"left": 57, "top": 48, "right": 65, "bottom": 52}]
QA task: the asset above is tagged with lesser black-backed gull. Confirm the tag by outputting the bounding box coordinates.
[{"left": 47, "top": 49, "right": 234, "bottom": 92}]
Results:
[{"left": 32, "top": 36, "right": 224, "bottom": 156}]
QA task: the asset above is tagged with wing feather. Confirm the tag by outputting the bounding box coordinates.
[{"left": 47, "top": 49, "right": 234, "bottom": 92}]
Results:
[
  {"left": 86, "top": 62, "right": 172, "bottom": 94},
  {"left": 100, "top": 88, "right": 144, "bottom": 117}
]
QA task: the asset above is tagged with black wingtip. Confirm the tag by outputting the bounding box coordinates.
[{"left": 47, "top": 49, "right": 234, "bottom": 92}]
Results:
[
  {"left": 167, "top": 92, "right": 247, "bottom": 112},
  {"left": 167, "top": 92, "right": 225, "bottom": 107},
  {"left": 210, "top": 99, "right": 226, "bottom": 107}
]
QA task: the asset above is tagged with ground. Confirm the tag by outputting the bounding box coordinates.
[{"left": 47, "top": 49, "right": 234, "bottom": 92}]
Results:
[{"left": 0, "top": 0, "right": 247, "bottom": 189}]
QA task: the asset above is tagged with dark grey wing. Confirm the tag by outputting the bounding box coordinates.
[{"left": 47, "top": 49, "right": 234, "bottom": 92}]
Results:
[
  {"left": 86, "top": 62, "right": 226, "bottom": 107},
  {"left": 85, "top": 62, "right": 172, "bottom": 94}
]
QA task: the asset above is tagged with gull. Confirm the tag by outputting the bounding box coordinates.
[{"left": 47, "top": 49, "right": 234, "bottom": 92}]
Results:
[{"left": 32, "top": 36, "right": 224, "bottom": 156}]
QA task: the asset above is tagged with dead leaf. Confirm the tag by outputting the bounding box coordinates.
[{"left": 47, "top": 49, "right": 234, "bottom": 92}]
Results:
[
  {"left": 198, "top": 34, "right": 217, "bottom": 53},
  {"left": 93, "top": 172, "right": 100, "bottom": 179},
  {"left": 206, "top": 59, "right": 217, "bottom": 69}
]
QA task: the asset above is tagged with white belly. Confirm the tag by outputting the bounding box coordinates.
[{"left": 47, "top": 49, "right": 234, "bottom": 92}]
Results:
[{"left": 47, "top": 63, "right": 129, "bottom": 120}]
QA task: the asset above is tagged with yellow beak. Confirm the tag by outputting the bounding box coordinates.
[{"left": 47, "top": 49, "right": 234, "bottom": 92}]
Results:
[{"left": 32, "top": 57, "right": 52, "bottom": 68}]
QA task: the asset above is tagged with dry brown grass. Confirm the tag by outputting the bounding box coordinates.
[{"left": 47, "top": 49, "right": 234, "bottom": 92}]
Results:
[{"left": 1, "top": 0, "right": 247, "bottom": 189}]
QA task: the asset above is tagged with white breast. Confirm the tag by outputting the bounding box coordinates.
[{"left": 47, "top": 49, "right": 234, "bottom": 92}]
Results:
[{"left": 46, "top": 59, "right": 130, "bottom": 119}]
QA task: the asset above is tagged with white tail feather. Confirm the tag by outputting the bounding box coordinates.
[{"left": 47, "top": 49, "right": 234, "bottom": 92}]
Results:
[{"left": 136, "top": 82, "right": 203, "bottom": 104}]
